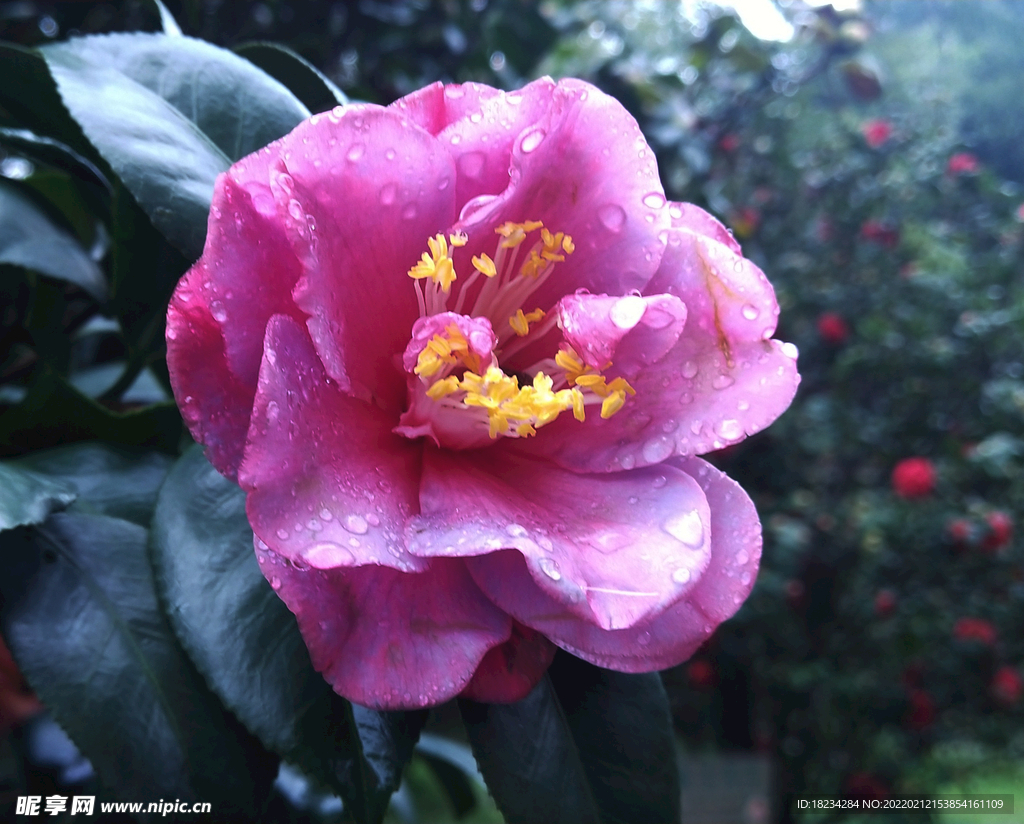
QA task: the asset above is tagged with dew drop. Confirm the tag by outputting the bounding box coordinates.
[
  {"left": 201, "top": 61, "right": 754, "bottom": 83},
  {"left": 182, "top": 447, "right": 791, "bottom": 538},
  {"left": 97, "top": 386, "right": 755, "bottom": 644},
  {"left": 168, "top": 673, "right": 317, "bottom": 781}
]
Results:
[
  {"left": 379, "top": 183, "right": 398, "bottom": 205},
  {"left": 782, "top": 341, "right": 799, "bottom": 359},
  {"left": 642, "top": 192, "right": 666, "bottom": 208},
  {"left": 717, "top": 419, "right": 743, "bottom": 441},
  {"left": 737, "top": 549, "right": 750, "bottom": 565},
  {"left": 506, "top": 523, "right": 528, "bottom": 538},
  {"left": 305, "top": 542, "right": 355, "bottom": 567},
  {"left": 597, "top": 203, "right": 627, "bottom": 233},
  {"left": 320, "top": 508, "right": 333, "bottom": 521},
  {"left": 641, "top": 435, "right": 674, "bottom": 463},
  {"left": 366, "top": 513, "right": 381, "bottom": 527},
  {"left": 437, "top": 176, "right": 450, "bottom": 191},
  {"left": 672, "top": 567, "right": 691, "bottom": 584},
  {"left": 742, "top": 304, "right": 759, "bottom": 321},
  {"left": 712, "top": 374, "right": 735, "bottom": 390},
  {"left": 166, "top": 327, "right": 178, "bottom": 340},
  {"left": 346, "top": 143, "right": 365, "bottom": 162},
  {"left": 276, "top": 527, "right": 289, "bottom": 540},
  {"left": 210, "top": 301, "right": 227, "bottom": 322},
  {"left": 620, "top": 453, "right": 636, "bottom": 470},
  {"left": 682, "top": 361, "right": 699, "bottom": 379},
  {"left": 690, "top": 420, "right": 702, "bottom": 435},
  {"left": 539, "top": 557, "right": 562, "bottom": 581},
  {"left": 344, "top": 514, "right": 369, "bottom": 535},
  {"left": 661, "top": 419, "right": 677, "bottom": 434},
  {"left": 609, "top": 295, "right": 646, "bottom": 329},
  {"left": 385, "top": 148, "right": 396, "bottom": 160},
  {"left": 664, "top": 510, "right": 704, "bottom": 547},
  {"left": 401, "top": 203, "right": 418, "bottom": 220},
  {"left": 652, "top": 474, "right": 668, "bottom": 489},
  {"left": 538, "top": 536, "right": 554, "bottom": 551},
  {"left": 270, "top": 576, "right": 282, "bottom": 590},
  {"left": 520, "top": 127, "right": 546, "bottom": 153},
  {"left": 638, "top": 631, "right": 652, "bottom": 646},
  {"left": 737, "top": 399, "right": 750, "bottom": 411}
]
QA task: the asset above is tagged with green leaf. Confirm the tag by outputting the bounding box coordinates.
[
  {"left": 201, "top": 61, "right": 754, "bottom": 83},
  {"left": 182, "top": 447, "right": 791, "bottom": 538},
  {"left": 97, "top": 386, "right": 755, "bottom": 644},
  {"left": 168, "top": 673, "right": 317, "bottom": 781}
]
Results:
[
  {"left": 459, "top": 678, "right": 602, "bottom": 824},
  {"left": 10, "top": 442, "right": 173, "bottom": 527},
  {"left": 0, "top": 512, "right": 279, "bottom": 815},
  {"left": 547, "top": 653, "right": 681, "bottom": 824},
  {"left": 460, "top": 653, "right": 681, "bottom": 824},
  {"left": 40, "top": 33, "right": 310, "bottom": 260},
  {"left": 0, "top": 462, "right": 75, "bottom": 532},
  {"left": 0, "top": 127, "right": 110, "bottom": 194},
  {"left": 0, "top": 180, "right": 106, "bottom": 301},
  {"left": 150, "top": 445, "right": 427, "bottom": 824},
  {"left": 0, "top": 365, "right": 182, "bottom": 457},
  {"left": 235, "top": 41, "right": 349, "bottom": 114}
]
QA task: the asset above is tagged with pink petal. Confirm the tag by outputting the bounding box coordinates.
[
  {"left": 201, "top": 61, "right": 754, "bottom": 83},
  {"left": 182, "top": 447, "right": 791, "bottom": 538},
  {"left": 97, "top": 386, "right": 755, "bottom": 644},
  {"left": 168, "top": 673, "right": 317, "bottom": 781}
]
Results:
[
  {"left": 448, "top": 79, "right": 670, "bottom": 314},
  {"left": 238, "top": 314, "right": 428, "bottom": 573},
  {"left": 669, "top": 201, "right": 741, "bottom": 255},
  {"left": 255, "top": 540, "right": 512, "bottom": 710},
  {"left": 555, "top": 292, "right": 686, "bottom": 374},
  {"left": 459, "top": 622, "right": 557, "bottom": 704},
  {"left": 400, "top": 311, "right": 496, "bottom": 374},
  {"left": 514, "top": 225, "right": 800, "bottom": 472},
  {"left": 408, "top": 448, "right": 712, "bottom": 631},
  {"left": 166, "top": 261, "right": 254, "bottom": 480},
  {"left": 204, "top": 154, "right": 307, "bottom": 389},
  {"left": 487, "top": 457, "right": 761, "bottom": 672},
  {"left": 274, "top": 105, "right": 458, "bottom": 411}
]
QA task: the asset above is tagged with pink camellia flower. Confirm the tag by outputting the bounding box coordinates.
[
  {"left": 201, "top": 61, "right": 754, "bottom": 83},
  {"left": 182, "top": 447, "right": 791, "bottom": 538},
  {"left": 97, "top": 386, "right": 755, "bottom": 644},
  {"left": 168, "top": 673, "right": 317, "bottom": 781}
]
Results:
[
  {"left": 165, "top": 78, "right": 799, "bottom": 709},
  {"left": 861, "top": 119, "right": 892, "bottom": 149},
  {"left": 891, "top": 457, "right": 935, "bottom": 498},
  {"left": 947, "top": 152, "right": 979, "bottom": 175}
]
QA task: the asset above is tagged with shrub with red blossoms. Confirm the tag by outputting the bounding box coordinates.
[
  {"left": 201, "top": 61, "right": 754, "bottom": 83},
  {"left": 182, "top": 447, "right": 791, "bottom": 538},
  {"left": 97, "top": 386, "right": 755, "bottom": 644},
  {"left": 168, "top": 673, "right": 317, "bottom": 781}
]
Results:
[
  {"left": 947, "top": 152, "right": 979, "bottom": 175},
  {"left": 165, "top": 78, "right": 799, "bottom": 710},
  {"left": 861, "top": 119, "right": 892, "bottom": 148},
  {"left": 952, "top": 617, "right": 997, "bottom": 645},
  {"left": 891, "top": 457, "right": 935, "bottom": 498}
]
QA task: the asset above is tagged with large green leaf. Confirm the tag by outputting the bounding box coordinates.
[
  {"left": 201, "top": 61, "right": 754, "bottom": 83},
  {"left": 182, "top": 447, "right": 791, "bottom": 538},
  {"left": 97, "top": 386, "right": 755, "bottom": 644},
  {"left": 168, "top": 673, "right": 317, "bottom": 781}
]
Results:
[
  {"left": 460, "top": 653, "right": 681, "bottom": 824},
  {"left": 0, "top": 462, "right": 75, "bottom": 532},
  {"left": 10, "top": 442, "right": 173, "bottom": 527},
  {"left": 40, "top": 33, "right": 310, "bottom": 260},
  {"left": 0, "top": 180, "right": 106, "bottom": 301},
  {"left": 235, "top": 42, "right": 349, "bottom": 114},
  {"left": 150, "top": 445, "right": 427, "bottom": 824},
  {"left": 0, "top": 512, "right": 279, "bottom": 815},
  {"left": 459, "top": 679, "right": 601, "bottom": 824}
]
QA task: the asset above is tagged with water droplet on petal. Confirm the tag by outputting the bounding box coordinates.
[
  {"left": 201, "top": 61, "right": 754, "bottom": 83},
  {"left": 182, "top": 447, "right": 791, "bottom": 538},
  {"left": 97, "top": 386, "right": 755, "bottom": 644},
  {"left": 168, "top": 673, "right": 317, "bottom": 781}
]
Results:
[
  {"left": 346, "top": 143, "right": 365, "bottom": 162},
  {"left": 598, "top": 203, "right": 627, "bottom": 233},
  {"left": 652, "top": 475, "right": 668, "bottom": 489},
  {"left": 379, "top": 183, "right": 397, "bottom": 205},
  {"left": 638, "top": 630, "right": 652, "bottom": 646},
  {"left": 437, "top": 176, "right": 450, "bottom": 191},
  {"left": 506, "top": 523, "right": 528, "bottom": 538},
  {"left": 344, "top": 514, "right": 369, "bottom": 535},
  {"left": 717, "top": 419, "right": 743, "bottom": 441},
  {"left": 742, "top": 304, "right": 759, "bottom": 321},
  {"left": 270, "top": 576, "right": 282, "bottom": 590},
  {"left": 385, "top": 148, "right": 396, "bottom": 160},
  {"left": 671, "top": 567, "right": 691, "bottom": 584},
  {"left": 642, "top": 435, "right": 674, "bottom": 463},
  {"left": 737, "top": 399, "right": 750, "bottom": 411},
  {"left": 609, "top": 295, "right": 646, "bottom": 329},
  {"left": 737, "top": 549, "right": 750, "bottom": 565},
  {"left": 643, "top": 192, "right": 666, "bottom": 208},
  {"left": 539, "top": 557, "right": 562, "bottom": 581},
  {"left": 682, "top": 361, "right": 699, "bottom": 379},
  {"left": 712, "top": 374, "right": 735, "bottom": 390},
  {"left": 210, "top": 301, "right": 227, "bottom": 322},
  {"left": 266, "top": 400, "right": 280, "bottom": 424},
  {"left": 620, "top": 453, "right": 636, "bottom": 470},
  {"left": 276, "top": 528, "right": 289, "bottom": 540},
  {"left": 782, "top": 341, "right": 799, "bottom": 359},
  {"left": 402, "top": 203, "right": 417, "bottom": 220},
  {"left": 366, "top": 513, "right": 381, "bottom": 527},
  {"left": 664, "top": 510, "right": 704, "bottom": 547},
  {"left": 520, "top": 127, "right": 546, "bottom": 153},
  {"left": 166, "top": 327, "right": 178, "bottom": 340}
]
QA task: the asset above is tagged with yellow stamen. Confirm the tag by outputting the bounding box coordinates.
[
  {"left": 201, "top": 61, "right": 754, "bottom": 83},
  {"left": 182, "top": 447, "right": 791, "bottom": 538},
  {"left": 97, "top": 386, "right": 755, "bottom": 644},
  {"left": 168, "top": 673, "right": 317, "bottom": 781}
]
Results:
[
  {"left": 472, "top": 254, "right": 497, "bottom": 277},
  {"left": 449, "top": 231, "right": 468, "bottom": 247},
  {"left": 509, "top": 308, "right": 545, "bottom": 337},
  {"left": 601, "top": 391, "right": 627, "bottom": 419},
  {"left": 407, "top": 233, "right": 458, "bottom": 292}
]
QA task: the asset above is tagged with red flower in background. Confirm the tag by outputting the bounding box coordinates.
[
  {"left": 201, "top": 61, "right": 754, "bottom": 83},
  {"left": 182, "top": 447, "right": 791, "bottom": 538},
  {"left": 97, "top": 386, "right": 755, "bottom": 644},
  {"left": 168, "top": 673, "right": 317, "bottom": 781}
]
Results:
[
  {"left": 817, "top": 312, "right": 849, "bottom": 345},
  {"left": 0, "top": 636, "right": 41, "bottom": 732},
  {"left": 718, "top": 133, "right": 739, "bottom": 153},
  {"left": 953, "top": 617, "right": 997, "bottom": 645},
  {"left": 992, "top": 666, "right": 1023, "bottom": 707},
  {"left": 891, "top": 457, "right": 935, "bottom": 498},
  {"left": 874, "top": 589, "right": 897, "bottom": 618},
  {"left": 861, "top": 119, "right": 892, "bottom": 148},
  {"left": 948, "top": 153, "right": 979, "bottom": 175},
  {"left": 905, "top": 689, "right": 935, "bottom": 730},
  {"left": 859, "top": 219, "right": 899, "bottom": 248},
  {"left": 982, "top": 511, "right": 1013, "bottom": 553},
  {"left": 687, "top": 659, "right": 716, "bottom": 689},
  {"left": 947, "top": 517, "right": 972, "bottom": 549}
]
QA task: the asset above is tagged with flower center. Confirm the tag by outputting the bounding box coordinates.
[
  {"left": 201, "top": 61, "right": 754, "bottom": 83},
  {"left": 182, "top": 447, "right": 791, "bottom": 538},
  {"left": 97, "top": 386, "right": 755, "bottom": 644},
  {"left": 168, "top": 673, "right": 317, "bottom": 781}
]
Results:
[{"left": 394, "top": 221, "right": 635, "bottom": 449}]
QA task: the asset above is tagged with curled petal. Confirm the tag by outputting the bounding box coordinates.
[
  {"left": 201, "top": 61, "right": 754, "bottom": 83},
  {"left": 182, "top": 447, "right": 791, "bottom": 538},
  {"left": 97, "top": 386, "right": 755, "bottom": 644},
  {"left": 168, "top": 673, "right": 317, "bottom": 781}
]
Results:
[
  {"left": 555, "top": 292, "right": 686, "bottom": 375},
  {"left": 494, "top": 458, "right": 761, "bottom": 672},
  {"left": 460, "top": 622, "right": 557, "bottom": 704},
  {"left": 407, "top": 448, "right": 712, "bottom": 631},
  {"left": 516, "top": 224, "right": 800, "bottom": 472},
  {"left": 239, "top": 314, "right": 427, "bottom": 573},
  {"left": 255, "top": 540, "right": 511, "bottom": 710},
  {"left": 400, "top": 312, "right": 496, "bottom": 374},
  {"left": 275, "top": 105, "right": 458, "bottom": 411},
  {"left": 166, "top": 261, "right": 254, "bottom": 479},
  {"left": 668, "top": 201, "right": 741, "bottom": 254}
]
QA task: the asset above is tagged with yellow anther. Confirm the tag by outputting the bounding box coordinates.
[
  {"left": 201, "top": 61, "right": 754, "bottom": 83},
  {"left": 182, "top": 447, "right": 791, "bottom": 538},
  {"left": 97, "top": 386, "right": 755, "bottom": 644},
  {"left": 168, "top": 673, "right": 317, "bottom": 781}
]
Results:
[
  {"left": 516, "top": 422, "right": 537, "bottom": 438},
  {"left": 601, "top": 391, "right": 627, "bottom": 419},
  {"left": 509, "top": 308, "right": 545, "bottom": 337},
  {"left": 573, "top": 373, "right": 607, "bottom": 392},
  {"left": 562, "top": 235, "right": 575, "bottom": 254},
  {"left": 570, "top": 388, "right": 585, "bottom": 421},
  {"left": 426, "top": 376, "right": 460, "bottom": 399},
  {"left": 606, "top": 376, "right": 636, "bottom": 397},
  {"left": 555, "top": 347, "right": 586, "bottom": 376},
  {"left": 407, "top": 233, "right": 458, "bottom": 292},
  {"left": 472, "top": 254, "right": 497, "bottom": 277},
  {"left": 449, "top": 231, "right": 468, "bottom": 247},
  {"left": 495, "top": 220, "right": 543, "bottom": 249},
  {"left": 519, "top": 249, "right": 545, "bottom": 278}
]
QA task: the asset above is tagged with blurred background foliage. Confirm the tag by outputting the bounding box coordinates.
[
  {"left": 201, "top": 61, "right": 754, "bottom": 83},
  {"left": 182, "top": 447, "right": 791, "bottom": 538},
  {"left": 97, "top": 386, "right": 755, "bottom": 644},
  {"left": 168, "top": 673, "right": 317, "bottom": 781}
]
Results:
[{"left": 2, "top": 0, "right": 1023, "bottom": 821}]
